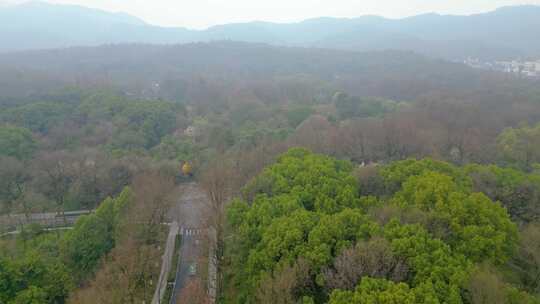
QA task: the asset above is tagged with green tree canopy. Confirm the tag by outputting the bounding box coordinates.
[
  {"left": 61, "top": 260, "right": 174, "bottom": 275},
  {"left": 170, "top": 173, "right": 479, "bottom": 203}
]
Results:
[
  {"left": 62, "top": 187, "right": 132, "bottom": 282},
  {"left": 497, "top": 122, "right": 540, "bottom": 171},
  {"left": 0, "top": 125, "right": 36, "bottom": 160},
  {"left": 4, "top": 102, "right": 69, "bottom": 134},
  {"left": 465, "top": 164, "right": 540, "bottom": 224},
  {"left": 0, "top": 252, "right": 72, "bottom": 304},
  {"left": 225, "top": 150, "right": 525, "bottom": 303}
]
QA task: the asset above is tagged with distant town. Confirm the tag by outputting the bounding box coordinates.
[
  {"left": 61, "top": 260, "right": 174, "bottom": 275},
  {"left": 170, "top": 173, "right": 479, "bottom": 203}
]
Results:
[{"left": 464, "top": 57, "right": 540, "bottom": 78}]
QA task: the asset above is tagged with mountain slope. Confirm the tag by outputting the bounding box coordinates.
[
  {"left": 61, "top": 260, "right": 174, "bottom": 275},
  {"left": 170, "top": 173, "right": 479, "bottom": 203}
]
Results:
[
  {"left": 0, "top": 42, "right": 516, "bottom": 100},
  {"left": 1, "top": 2, "right": 539, "bottom": 59},
  {"left": 0, "top": 1, "right": 194, "bottom": 51}
]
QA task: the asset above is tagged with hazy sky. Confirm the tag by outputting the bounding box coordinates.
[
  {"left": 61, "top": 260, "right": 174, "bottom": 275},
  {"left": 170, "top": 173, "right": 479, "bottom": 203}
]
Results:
[{"left": 3, "top": 0, "right": 540, "bottom": 29}]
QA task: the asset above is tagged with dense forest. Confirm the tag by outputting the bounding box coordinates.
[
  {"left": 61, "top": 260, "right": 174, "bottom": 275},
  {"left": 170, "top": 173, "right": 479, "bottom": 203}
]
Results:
[
  {"left": 0, "top": 42, "right": 530, "bottom": 100},
  {"left": 0, "top": 41, "right": 540, "bottom": 303},
  {"left": 222, "top": 149, "right": 539, "bottom": 303}
]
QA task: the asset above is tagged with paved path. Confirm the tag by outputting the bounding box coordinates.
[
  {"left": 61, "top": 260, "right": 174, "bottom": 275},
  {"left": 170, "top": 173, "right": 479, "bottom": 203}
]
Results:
[
  {"left": 167, "top": 182, "right": 207, "bottom": 226},
  {"left": 152, "top": 221, "right": 179, "bottom": 304},
  {"left": 172, "top": 228, "right": 204, "bottom": 303},
  {"left": 0, "top": 210, "right": 92, "bottom": 232},
  {"left": 207, "top": 228, "right": 217, "bottom": 303},
  {"left": 1, "top": 226, "right": 73, "bottom": 237},
  {"left": 167, "top": 183, "right": 209, "bottom": 304}
]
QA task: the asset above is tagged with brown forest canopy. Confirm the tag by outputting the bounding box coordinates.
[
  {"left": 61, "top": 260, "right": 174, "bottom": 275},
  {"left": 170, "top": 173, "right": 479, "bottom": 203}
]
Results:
[{"left": 0, "top": 42, "right": 534, "bottom": 102}]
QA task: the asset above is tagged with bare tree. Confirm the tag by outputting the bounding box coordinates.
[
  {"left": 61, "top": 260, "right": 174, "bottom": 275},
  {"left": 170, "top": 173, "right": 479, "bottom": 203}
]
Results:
[
  {"left": 288, "top": 115, "right": 336, "bottom": 155},
  {"left": 32, "top": 151, "right": 76, "bottom": 220},
  {"left": 323, "top": 238, "right": 409, "bottom": 290},
  {"left": 129, "top": 171, "right": 175, "bottom": 244},
  {"left": 466, "top": 266, "right": 506, "bottom": 304},
  {"left": 336, "top": 118, "right": 377, "bottom": 163},
  {"left": 230, "top": 138, "right": 289, "bottom": 197},
  {"left": 0, "top": 156, "right": 30, "bottom": 216},
  {"left": 68, "top": 237, "right": 162, "bottom": 304},
  {"left": 509, "top": 223, "right": 540, "bottom": 294},
  {"left": 200, "top": 159, "right": 237, "bottom": 297},
  {"left": 379, "top": 113, "right": 429, "bottom": 161},
  {"left": 69, "top": 170, "right": 175, "bottom": 304},
  {"left": 255, "top": 259, "right": 313, "bottom": 304}
]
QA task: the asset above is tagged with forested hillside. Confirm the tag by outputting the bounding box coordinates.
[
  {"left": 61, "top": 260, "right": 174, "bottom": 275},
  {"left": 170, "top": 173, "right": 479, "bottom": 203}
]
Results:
[
  {"left": 0, "top": 42, "right": 532, "bottom": 101},
  {"left": 0, "top": 40, "right": 539, "bottom": 303}
]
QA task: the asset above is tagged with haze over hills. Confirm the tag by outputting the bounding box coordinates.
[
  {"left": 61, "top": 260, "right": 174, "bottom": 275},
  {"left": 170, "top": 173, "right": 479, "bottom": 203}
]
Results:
[
  {"left": 0, "top": 41, "right": 522, "bottom": 102},
  {"left": 3, "top": 2, "right": 540, "bottom": 304},
  {"left": 1, "top": 2, "right": 540, "bottom": 59},
  {"left": 0, "top": 1, "right": 193, "bottom": 51}
]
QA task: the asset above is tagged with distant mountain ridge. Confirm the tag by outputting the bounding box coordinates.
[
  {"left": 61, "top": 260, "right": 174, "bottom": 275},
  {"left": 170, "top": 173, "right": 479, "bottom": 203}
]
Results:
[{"left": 1, "top": 1, "right": 539, "bottom": 59}]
